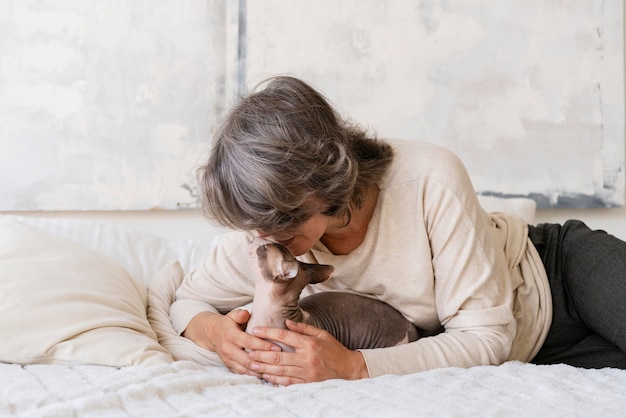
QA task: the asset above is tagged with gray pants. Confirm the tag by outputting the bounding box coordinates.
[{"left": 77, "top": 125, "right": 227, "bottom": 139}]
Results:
[{"left": 529, "top": 220, "right": 626, "bottom": 368}]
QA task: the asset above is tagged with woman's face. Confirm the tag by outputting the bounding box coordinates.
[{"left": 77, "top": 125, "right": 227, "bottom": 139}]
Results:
[{"left": 257, "top": 213, "right": 330, "bottom": 256}]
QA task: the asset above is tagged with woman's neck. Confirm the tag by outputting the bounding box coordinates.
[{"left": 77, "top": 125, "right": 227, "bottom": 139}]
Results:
[{"left": 320, "top": 185, "right": 379, "bottom": 255}]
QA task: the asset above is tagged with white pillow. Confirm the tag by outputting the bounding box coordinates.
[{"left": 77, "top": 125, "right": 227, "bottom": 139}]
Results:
[
  {"left": 0, "top": 216, "right": 173, "bottom": 366},
  {"left": 9, "top": 215, "right": 220, "bottom": 285}
]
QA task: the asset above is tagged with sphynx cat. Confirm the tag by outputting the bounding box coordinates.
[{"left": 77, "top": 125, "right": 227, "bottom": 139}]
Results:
[{"left": 245, "top": 241, "right": 419, "bottom": 352}]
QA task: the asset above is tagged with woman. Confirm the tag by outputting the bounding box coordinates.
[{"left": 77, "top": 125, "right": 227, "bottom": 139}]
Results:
[{"left": 171, "top": 76, "right": 626, "bottom": 386}]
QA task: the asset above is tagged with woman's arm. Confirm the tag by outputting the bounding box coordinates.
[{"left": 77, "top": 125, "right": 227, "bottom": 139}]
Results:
[
  {"left": 171, "top": 231, "right": 281, "bottom": 375},
  {"left": 361, "top": 144, "right": 518, "bottom": 376},
  {"left": 183, "top": 309, "right": 280, "bottom": 377}
]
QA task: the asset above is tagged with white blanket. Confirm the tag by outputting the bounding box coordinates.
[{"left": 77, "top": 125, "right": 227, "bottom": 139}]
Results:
[{"left": 2, "top": 361, "right": 625, "bottom": 417}]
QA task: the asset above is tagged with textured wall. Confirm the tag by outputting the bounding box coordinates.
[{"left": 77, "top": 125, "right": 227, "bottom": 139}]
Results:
[
  {"left": 1, "top": 0, "right": 623, "bottom": 210},
  {"left": 0, "top": 0, "right": 231, "bottom": 210}
]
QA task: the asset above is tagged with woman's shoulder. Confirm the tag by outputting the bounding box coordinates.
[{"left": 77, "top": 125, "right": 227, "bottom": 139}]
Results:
[
  {"left": 212, "top": 230, "right": 255, "bottom": 256},
  {"left": 382, "top": 139, "right": 470, "bottom": 188}
]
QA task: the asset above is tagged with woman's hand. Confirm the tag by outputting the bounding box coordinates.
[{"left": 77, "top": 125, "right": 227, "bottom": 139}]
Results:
[
  {"left": 182, "top": 309, "right": 281, "bottom": 378},
  {"left": 247, "top": 320, "right": 369, "bottom": 385}
]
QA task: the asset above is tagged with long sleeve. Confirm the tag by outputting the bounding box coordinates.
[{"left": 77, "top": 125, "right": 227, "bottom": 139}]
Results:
[
  {"left": 358, "top": 170, "right": 518, "bottom": 375},
  {"left": 170, "top": 231, "right": 256, "bottom": 334}
]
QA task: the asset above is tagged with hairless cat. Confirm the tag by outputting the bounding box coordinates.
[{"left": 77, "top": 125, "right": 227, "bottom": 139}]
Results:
[{"left": 245, "top": 241, "right": 419, "bottom": 352}]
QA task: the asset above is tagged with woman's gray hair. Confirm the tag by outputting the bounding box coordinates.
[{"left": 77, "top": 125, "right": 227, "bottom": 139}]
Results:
[{"left": 198, "top": 76, "right": 393, "bottom": 234}]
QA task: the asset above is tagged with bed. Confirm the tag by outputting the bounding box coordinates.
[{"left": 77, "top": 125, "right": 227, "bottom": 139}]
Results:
[{"left": 2, "top": 199, "right": 625, "bottom": 418}]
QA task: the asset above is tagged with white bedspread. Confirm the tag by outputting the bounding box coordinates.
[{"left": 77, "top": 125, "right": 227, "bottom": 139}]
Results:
[{"left": 2, "top": 361, "right": 625, "bottom": 417}]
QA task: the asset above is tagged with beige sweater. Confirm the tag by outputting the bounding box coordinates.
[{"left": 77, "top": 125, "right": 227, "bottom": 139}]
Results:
[{"left": 171, "top": 139, "right": 551, "bottom": 377}]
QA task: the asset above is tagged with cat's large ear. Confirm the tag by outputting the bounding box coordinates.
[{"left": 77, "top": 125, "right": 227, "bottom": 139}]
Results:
[
  {"left": 275, "top": 260, "right": 300, "bottom": 281},
  {"left": 301, "top": 263, "right": 335, "bottom": 284},
  {"left": 256, "top": 243, "right": 299, "bottom": 281}
]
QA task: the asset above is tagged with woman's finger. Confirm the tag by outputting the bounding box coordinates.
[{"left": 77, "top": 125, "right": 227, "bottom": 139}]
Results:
[
  {"left": 251, "top": 322, "right": 328, "bottom": 348},
  {"left": 238, "top": 329, "right": 283, "bottom": 352},
  {"left": 248, "top": 355, "right": 307, "bottom": 385},
  {"left": 285, "top": 319, "right": 324, "bottom": 336},
  {"left": 225, "top": 309, "right": 250, "bottom": 328}
]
